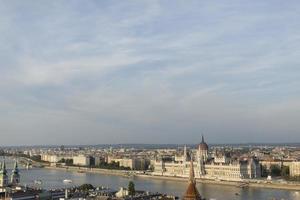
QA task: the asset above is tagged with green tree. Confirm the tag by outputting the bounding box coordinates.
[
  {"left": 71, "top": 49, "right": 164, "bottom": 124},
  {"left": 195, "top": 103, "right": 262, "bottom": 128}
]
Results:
[
  {"left": 58, "top": 158, "right": 66, "bottom": 163},
  {"left": 78, "top": 183, "right": 94, "bottom": 191},
  {"left": 281, "top": 166, "right": 290, "bottom": 178},
  {"left": 270, "top": 165, "right": 281, "bottom": 177},
  {"left": 261, "top": 165, "right": 268, "bottom": 177},
  {"left": 128, "top": 181, "right": 135, "bottom": 196}
]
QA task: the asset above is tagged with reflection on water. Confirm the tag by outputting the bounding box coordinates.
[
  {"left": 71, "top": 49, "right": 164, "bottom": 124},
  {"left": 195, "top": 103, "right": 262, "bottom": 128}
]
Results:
[{"left": 2, "top": 158, "right": 299, "bottom": 200}]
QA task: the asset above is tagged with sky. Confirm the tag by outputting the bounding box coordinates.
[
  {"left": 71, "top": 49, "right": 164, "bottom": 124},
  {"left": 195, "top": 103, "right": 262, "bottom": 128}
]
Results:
[{"left": 0, "top": 1, "right": 300, "bottom": 145}]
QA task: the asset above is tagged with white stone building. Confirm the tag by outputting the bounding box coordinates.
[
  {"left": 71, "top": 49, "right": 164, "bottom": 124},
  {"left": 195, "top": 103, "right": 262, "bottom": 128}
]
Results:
[
  {"left": 73, "top": 155, "right": 90, "bottom": 166},
  {"left": 290, "top": 161, "right": 300, "bottom": 176},
  {"left": 153, "top": 136, "right": 261, "bottom": 180}
]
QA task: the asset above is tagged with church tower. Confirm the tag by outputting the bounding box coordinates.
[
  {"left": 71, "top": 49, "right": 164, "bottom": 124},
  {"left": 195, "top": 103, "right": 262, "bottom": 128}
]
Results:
[
  {"left": 0, "top": 161, "right": 9, "bottom": 187},
  {"left": 183, "top": 158, "right": 203, "bottom": 200},
  {"left": 11, "top": 161, "right": 20, "bottom": 185}
]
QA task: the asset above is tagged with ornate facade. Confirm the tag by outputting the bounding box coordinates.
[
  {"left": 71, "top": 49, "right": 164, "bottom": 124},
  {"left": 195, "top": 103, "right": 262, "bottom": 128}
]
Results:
[{"left": 153, "top": 136, "right": 261, "bottom": 180}]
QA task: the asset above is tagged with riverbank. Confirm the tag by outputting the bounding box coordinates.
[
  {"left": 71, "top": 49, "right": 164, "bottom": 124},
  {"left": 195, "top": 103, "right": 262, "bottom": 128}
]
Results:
[
  {"left": 44, "top": 165, "right": 300, "bottom": 191},
  {"left": 44, "top": 165, "right": 133, "bottom": 178},
  {"left": 16, "top": 156, "right": 300, "bottom": 191},
  {"left": 135, "top": 174, "right": 300, "bottom": 191}
]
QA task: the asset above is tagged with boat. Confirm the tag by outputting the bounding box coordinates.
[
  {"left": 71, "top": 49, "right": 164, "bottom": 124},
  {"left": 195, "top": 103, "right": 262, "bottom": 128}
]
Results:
[
  {"left": 63, "top": 179, "right": 73, "bottom": 183},
  {"left": 34, "top": 180, "right": 42, "bottom": 185}
]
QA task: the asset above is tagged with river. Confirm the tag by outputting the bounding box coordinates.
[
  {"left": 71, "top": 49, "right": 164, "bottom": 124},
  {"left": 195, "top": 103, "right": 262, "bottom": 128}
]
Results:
[{"left": 2, "top": 158, "right": 300, "bottom": 200}]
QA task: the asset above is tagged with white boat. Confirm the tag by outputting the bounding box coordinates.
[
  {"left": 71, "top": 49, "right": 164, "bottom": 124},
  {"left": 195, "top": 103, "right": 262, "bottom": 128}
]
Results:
[
  {"left": 34, "top": 180, "right": 42, "bottom": 185},
  {"left": 63, "top": 179, "right": 73, "bottom": 183}
]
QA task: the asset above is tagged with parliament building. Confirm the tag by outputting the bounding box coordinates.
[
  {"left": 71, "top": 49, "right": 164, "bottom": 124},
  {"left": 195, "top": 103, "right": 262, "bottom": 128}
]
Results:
[{"left": 153, "top": 136, "right": 261, "bottom": 181}]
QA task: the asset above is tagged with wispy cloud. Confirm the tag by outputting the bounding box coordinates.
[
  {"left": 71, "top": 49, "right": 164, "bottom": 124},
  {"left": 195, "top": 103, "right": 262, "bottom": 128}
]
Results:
[{"left": 0, "top": 1, "right": 300, "bottom": 145}]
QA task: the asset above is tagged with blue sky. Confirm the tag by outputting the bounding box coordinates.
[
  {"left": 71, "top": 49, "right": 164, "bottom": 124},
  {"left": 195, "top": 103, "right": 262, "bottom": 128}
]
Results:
[{"left": 0, "top": 1, "right": 300, "bottom": 145}]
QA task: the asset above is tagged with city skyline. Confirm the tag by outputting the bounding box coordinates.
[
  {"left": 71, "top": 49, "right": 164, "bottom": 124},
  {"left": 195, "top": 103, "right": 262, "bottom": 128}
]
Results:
[{"left": 1, "top": 1, "right": 300, "bottom": 145}]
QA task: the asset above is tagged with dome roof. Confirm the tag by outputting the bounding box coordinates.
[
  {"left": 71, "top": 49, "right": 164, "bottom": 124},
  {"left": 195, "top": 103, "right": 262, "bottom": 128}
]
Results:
[
  {"left": 199, "top": 143, "right": 208, "bottom": 151},
  {"left": 198, "top": 135, "right": 208, "bottom": 151}
]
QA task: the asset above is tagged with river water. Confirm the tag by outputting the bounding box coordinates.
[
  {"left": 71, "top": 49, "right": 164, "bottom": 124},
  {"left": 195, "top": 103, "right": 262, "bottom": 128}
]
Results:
[{"left": 3, "top": 159, "right": 300, "bottom": 200}]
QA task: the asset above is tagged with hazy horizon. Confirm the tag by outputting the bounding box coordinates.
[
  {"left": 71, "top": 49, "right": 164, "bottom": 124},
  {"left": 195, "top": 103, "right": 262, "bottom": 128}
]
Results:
[
  {"left": 2, "top": 142, "right": 300, "bottom": 149},
  {"left": 1, "top": 1, "right": 300, "bottom": 145}
]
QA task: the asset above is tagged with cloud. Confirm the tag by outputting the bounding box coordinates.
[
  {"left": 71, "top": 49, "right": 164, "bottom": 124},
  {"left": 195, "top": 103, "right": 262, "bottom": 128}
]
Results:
[{"left": 0, "top": 1, "right": 300, "bottom": 145}]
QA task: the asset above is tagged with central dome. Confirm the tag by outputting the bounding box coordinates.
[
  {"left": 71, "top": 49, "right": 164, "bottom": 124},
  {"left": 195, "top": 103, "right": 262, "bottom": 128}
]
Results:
[{"left": 198, "top": 135, "right": 208, "bottom": 151}]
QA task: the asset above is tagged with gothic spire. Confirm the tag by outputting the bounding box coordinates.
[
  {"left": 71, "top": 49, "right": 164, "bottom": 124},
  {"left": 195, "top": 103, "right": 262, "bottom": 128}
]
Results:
[
  {"left": 12, "top": 160, "right": 19, "bottom": 174},
  {"left": 3, "top": 161, "right": 6, "bottom": 173},
  {"left": 184, "top": 145, "right": 187, "bottom": 160},
  {"left": 1, "top": 160, "right": 7, "bottom": 175},
  {"left": 183, "top": 153, "right": 202, "bottom": 200}
]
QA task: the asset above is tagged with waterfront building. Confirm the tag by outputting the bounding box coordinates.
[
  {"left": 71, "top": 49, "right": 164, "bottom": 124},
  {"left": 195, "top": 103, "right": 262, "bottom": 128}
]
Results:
[
  {"left": 204, "top": 157, "right": 261, "bottom": 179},
  {"left": 260, "top": 158, "right": 296, "bottom": 171},
  {"left": 73, "top": 155, "right": 90, "bottom": 166},
  {"left": 41, "top": 154, "right": 73, "bottom": 163},
  {"left": 120, "top": 158, "right": 135, "bottom": 169},
  {"left": 153, "top": 136, "right": 261, "bottom": 180},
  {"left": 87, "top": 155, "right": 105, "bottom": 166},
  {"left": 0, "top": 161, "right": 9, "bottom": 187},
  {"left": 11, "top": 161, "right": 20, "bottom": 185},
  {"left": 290, "top": 161, "right": 300, "bottom": 177},
  {"left": 183, "top": 159, "right": 202, "bottom": 200},
  {"left": 107, "top": 157, "right": 150, "bottom": 170}
]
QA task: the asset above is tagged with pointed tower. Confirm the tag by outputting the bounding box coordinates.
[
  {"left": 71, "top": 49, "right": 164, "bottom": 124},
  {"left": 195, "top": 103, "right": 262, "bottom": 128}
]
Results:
[
  {"left": 11, "top": 161, "right": 20, "bottom": 185},
  {"left": 0, "top": 161, "right": 9, "bottom": 187},
  {"left": 183, "top": 145, "right": 188, "bottom": 176},
  {"left": 198, "top": 135, "right": 208, "bottom": 161},
  {"left": 183, "top": 157, "right": 202, "bottom": 200},
  {"left": 184, "top": 145, "right": 187, "bottom": 162}
]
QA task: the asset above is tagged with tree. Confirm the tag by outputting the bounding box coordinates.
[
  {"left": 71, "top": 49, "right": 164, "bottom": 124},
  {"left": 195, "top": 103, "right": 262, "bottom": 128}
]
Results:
[
  {"left": 65, "top": 159, "right": 73, "bottom": 165},
  {"left": 261, "top": 165, "right": 268, "bottom": 177},
  {"left": 58, "top": 158, "right": 66, "bottom": 163},
  {"left": 270, "top": 165, "right": 281, "bottom": 177},
  {"left": 281, "top": 166, "right": 290, "bottom": 178},
  {"left": 78, "top": 183, "right": 94, "bottom": 191},
  {"left": 128, "top": 181, "right": 135, "bottom": 196}
]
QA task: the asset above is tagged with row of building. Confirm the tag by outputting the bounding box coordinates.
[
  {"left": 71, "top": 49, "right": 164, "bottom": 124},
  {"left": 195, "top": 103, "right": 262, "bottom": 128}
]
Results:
[
  {"left": 34, "top": 136, "right": 300, "bottom": 178},
  {"left": 41, "top": 154, "right": 150, "bottom": 171}
]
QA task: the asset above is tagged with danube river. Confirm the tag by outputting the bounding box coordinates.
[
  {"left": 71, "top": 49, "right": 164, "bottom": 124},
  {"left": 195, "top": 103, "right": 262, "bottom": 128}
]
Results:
[{"left": 4, "top": 159, "right": 300, "bottom": 200}]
